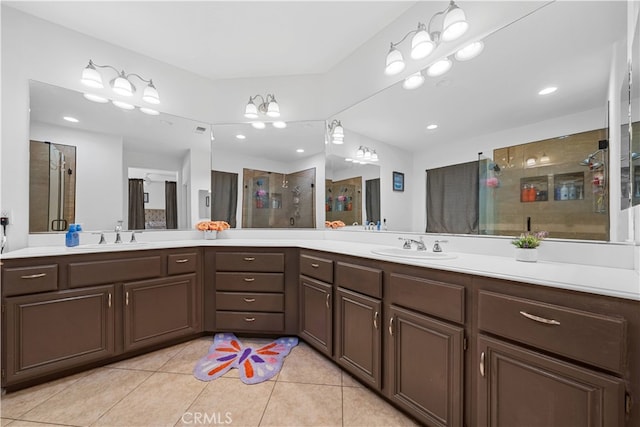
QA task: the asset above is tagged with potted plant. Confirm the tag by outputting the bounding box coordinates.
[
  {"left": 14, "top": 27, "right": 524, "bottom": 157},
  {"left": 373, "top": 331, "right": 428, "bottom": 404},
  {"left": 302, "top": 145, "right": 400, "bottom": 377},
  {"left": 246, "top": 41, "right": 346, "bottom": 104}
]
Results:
[
  {"left": 196, "top": 220, "right": 231, "bottom": 239},
  {"left": 511, "top": 231, "right": 548, "bottom": 262}
]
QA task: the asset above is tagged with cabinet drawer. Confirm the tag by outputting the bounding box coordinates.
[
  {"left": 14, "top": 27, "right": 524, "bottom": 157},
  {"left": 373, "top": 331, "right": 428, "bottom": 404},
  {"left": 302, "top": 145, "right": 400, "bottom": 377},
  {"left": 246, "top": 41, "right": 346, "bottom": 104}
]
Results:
[
  {"left": 167, "top": 252, "right": 198, "bottom": 275},
  {"left": 216, "top": 292, "right": 284, "bottom": 312},
  {"left": 216, "top": 272, "right": 284, "bottom": 292},
  {"left": 3, "top": 264, "right": 58, "bottom": 297},
  {"left": 68, "top": 256, "right": 162, "bottom": 288},
  {"left": 478, "top": 290, "right": 626, "bottom": 373},
  {"left": 215, "top": 311, "right": 284, "bottom": 332},
  {"left": 300, "top": 254, "right": 333, "bottom": 283},
  {"left": 389, "top": 273, "right": 464, "bottom": 324},
  {"left": 216, "top": 253, "right": 284, "bottom": 272},
  {"left": 336, "top": 262, "right": 382, "bottom": 298}
]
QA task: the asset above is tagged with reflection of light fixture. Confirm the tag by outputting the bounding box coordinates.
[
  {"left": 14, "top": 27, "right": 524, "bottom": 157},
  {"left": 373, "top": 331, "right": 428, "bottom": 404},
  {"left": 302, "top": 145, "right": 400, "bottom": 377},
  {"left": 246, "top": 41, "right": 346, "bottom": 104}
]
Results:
[
  {"left": 139, "top": 107, "right": 159, "bottom": 116},
  {"left": 112, "top": 100, "right": 135, "bottom": 110},
  {"left": 526, "top": 157, "right": 536, "bottom": 167},
  {"left": 540, "top": 153, "right": 550, "bottom": 163},
  {"left": 538, "top": 86, "right": 558, "bottom": 96},
  {"left": 296, "top": 149, "right": 305, "bottom": 153},
  {"left": 402, "top": 71, "right": 425, "bottom": 90},
  {"left": 81, "top": 59, "right": 160, "bottom": 104},
  {"left": 384, "top": 1, "right": 480, "bottom": 77},
  {"left": 328, "top": 119, "right": 344, "bottom": 144},
  {"left": 244, "top": 93, "right": 280, "bottom": 119},
  {"left": 235, "top": 134, "right": 246, "bottom": 140},
  {"left": 355, "top": 146, "right": 379, "bottom": 161},
  {"left": 251, "top": 121, "right": 266, "bottom": 129},
  {"left": 272, "top": 121, "right": 287, "bottom": 129},
  {"left": 426, "top": 58, "right": 453, "bottom": 77},
  {"left": 83, "top": 93, "right": 109, "bottom": 103},
  {"left": 427, "top": 124, "right": 438, "bottom": 130}
]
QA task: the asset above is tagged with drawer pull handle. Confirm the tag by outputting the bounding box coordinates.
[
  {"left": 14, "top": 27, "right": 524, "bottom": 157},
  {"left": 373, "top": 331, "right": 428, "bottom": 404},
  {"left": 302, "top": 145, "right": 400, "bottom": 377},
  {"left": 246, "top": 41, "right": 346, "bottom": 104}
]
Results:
[
  {"left": 125, "top": 291, "right": 129, "bottom": 306},
  {"left": 373, "top": 311, "right": 379, "bottom": 329},
  {"left": 21, "top": 273, "right": 46, "bottom": 279},
  {"left": 326, "top": 293, "right": 331, "bottom": 309},
  {"left": 108, "top": 293, "right": 112, "bottom": 308},
  {"left": 175, "top": 259, "right": 190, "bottom": 263},
  {"left": 311, "top": 263, "right": 319, "bottom": 268},
  {"left": 480, "top": 351, "right": 485, "bottom": 377},
  {"left": 244, "top": 317, "right": 256, "bottom": 322},
  {"left": 243, "top": 257, "right": 256, "bottom": 261},
  {"left": 243, "top": 277, "right": 255, "bottom": 282},
  {"left": 388, "top": 317, "right": 394, "bottom": 336},
  {"left": 519, "top": 311, "right": 561, "bottom": 326},
  {"left": 243, "top": 298, "right": 256, "bottom": 303}
]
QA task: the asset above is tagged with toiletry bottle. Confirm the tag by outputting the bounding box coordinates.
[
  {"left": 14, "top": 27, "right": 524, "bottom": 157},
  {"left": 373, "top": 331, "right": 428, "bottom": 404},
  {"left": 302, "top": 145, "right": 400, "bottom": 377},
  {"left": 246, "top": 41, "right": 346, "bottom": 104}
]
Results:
[
  {"left": 65, "top": 224, "right": 78, "bottom": 247},
  {"left": 383, "top": 218, "right": 388, "bottom": 231},
  {"left": 568, "top": 183, "right": 577, "bottom": 200},
  {"left": 560, "top": 183, "right": 569, "bottom": 200},
  {"left": 376, "top": 220, "right": 381, "bottom": 231}
]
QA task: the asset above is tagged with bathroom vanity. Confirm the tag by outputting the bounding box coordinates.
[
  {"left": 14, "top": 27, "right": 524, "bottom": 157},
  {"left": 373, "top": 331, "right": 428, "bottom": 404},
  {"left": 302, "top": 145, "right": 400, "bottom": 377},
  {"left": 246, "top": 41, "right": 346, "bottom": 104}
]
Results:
[{"left": 2, "top": 239, "right": 638, "bottom": 427}]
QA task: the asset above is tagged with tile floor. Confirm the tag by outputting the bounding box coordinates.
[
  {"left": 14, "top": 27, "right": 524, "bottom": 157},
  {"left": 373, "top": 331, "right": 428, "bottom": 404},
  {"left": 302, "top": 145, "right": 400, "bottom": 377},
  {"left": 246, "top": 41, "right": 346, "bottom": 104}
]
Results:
[{"left": 0, "top": 337, "right": 418, "bottom": 426}]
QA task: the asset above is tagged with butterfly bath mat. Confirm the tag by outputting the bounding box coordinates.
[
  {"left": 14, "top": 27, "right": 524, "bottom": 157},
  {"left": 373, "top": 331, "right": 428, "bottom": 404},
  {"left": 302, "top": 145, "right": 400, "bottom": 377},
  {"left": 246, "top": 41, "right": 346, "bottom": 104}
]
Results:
[{"left": 193, "top": 333, "right": 298, "bottom": 385}]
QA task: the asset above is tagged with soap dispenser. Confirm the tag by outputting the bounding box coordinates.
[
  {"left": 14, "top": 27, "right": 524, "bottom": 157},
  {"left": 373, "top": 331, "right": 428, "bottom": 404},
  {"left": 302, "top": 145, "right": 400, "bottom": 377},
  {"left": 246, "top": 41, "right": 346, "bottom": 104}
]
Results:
[{"left": 65, "top": 224, "right": 78, "bottom": 247}]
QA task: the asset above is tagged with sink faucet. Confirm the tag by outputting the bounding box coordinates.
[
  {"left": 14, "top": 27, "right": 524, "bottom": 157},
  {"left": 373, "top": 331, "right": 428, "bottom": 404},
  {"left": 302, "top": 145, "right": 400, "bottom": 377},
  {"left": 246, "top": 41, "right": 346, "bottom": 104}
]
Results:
[
  {"left": 130, "top": 230, "right": 141, "bottom": 243},
  {"left": 399, "top": 236, "right": 427, "bottom": 251},
  {"left": 114, "top": 221, "right": 123, "bottom": 244},
  {"left": 433, "top": 239, "right": 448, "bottom": 252}
]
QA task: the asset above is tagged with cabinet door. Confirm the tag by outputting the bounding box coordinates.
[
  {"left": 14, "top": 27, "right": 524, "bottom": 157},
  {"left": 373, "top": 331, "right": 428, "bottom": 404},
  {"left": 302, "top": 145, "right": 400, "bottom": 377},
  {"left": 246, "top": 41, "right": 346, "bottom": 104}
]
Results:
[
  {"left": 299, "top": 277, "right": 332, "bottom": 356},
  {"left": 4, "top": 285, "right": 115, "bottom": 386},
  {"left": 123, "top": 275, "right": 199, "bottom": 352},
  {"left": 477, "top": 335, "right": 625, "bottom": 427},
  {"left": 335, "top": 286, "right": 381, "bottom": 389},
  {"left": 387, "top": 305, "right": 464, "bottom": 427}
]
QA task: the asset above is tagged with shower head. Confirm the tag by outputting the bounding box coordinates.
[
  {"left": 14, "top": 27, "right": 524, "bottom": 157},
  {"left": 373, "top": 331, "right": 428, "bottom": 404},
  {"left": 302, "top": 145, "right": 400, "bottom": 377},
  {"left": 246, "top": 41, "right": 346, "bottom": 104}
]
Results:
[{"left": 579, "top": 149, "right": 605, "bottom": 167}]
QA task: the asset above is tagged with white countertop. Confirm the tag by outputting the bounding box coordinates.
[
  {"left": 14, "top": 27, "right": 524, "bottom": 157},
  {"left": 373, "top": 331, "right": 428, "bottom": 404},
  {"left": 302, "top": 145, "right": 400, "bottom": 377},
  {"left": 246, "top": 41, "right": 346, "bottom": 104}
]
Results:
[{"left": 3, "top": 235, "right": 639, "bottom": 301}]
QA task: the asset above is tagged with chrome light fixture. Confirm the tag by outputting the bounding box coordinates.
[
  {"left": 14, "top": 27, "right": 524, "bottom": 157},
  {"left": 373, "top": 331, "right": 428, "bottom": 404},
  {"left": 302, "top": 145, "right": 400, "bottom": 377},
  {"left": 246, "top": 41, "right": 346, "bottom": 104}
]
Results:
[
  {"left": 244, "top": 93, "right": 280, "bottom": 119},
  {"left": 328, "top": 119, "right": 344, "bottom": 144},
  {"left": 81, "top": 60, "right": 160, "bottom": 104},
  {"left": 385, "top": 1, "right": 483, "bottom": 83},
  {"left": 355, "top": 146, "right": 379, "bottom": 162}
]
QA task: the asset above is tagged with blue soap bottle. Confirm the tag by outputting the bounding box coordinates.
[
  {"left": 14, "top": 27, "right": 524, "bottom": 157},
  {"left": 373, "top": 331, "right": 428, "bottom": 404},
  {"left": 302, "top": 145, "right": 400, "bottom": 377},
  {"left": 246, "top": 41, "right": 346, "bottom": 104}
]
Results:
[{"left": 66, "top": 224, "right": 78, "bottom": 247}]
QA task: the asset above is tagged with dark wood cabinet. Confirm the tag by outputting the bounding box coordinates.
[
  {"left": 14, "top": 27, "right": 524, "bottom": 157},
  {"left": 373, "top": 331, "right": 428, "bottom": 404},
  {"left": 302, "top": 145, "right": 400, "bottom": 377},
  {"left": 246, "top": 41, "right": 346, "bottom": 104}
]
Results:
[
  {"left": 4, "top": 285, "right": 115, "bottom": 385},
  {"left": 299, "top": 277, "right": 333, "bottom": 356},
  {"left": 477, "top": 335, "right": 625, "bottom": 427},
  {"left": 335, "top": 286, "right": 382, "bottom": 389},
  {"left": 387, "top": 305, "right": 464, "bottom": 427},
  {"left": 123, "top": 275, "right": 199, "bottom": 352}
]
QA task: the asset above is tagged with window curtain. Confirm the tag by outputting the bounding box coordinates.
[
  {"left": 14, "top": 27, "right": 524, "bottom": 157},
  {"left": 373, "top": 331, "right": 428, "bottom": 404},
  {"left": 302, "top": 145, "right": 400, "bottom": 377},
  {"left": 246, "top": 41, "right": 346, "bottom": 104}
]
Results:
[
  {"left": 426, "top": 160, "right": 479, "bottom": 234},
  {"left": 365, "top": 178, "right": 381, "bottom": 224},
  {"left": 165, "top": 181, "right": 178, "bottom": 229},
  {"left": 128, "top": 178, "right": 145, "bottom": 230},
  {"left": 211, "top": 170, "right": 238, "bottom": 227}
]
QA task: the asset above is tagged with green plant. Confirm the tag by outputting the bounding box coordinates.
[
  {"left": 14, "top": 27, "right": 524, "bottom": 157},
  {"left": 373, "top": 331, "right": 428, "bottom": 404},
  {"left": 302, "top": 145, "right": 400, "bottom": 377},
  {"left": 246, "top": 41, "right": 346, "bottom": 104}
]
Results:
[{"left": 511, "top": 231, "right": 548, "bottom": 249}]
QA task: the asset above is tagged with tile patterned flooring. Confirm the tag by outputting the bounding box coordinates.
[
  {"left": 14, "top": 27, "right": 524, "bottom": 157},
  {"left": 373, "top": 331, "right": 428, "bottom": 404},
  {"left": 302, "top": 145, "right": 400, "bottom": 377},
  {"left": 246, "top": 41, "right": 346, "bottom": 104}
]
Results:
[{"left": 0, "top": 337, "right": 418, "bottom": 426}]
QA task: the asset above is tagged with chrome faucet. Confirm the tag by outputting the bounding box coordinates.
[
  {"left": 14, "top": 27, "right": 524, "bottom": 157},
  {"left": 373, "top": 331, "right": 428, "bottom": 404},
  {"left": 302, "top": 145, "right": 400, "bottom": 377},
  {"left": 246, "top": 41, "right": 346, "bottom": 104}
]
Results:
[
  {"left": 130, "top": 230, "right": 141, "bottom": 243},
  {"left": 399, "top": 236, "right": 427, "bottom": 251},
  {"left": 433, "top": 239, "right": 448, "bottom": 252},
  {"left": 114, "top": 221, "right": 123, "bottom": 244}
]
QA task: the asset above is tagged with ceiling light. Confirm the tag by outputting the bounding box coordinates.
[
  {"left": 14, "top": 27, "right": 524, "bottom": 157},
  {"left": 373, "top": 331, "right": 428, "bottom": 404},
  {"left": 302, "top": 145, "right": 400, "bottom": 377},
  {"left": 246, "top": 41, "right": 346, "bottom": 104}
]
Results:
[
  {"left": 244, "top": 93, "right": 281, "bottom": 119},
  {"left": 371, "top": 151, "right": 379, "bottom": 161},
  {"left": 140, "top": 107, "right": 160, "bottom": 116},
  {"left": 235, "top": 134, "right": 246, "bottom": 140},
  {"left": 364, "top": 150, "right": 372, "bottom": 160},
  {"left": 112, "top": 100, "right": 135, "bottom": 110},
  {"left": 63, "top": 116, "right": 79, "bottom": 123},
  {"left": 296, "top": 149, "right": 305, "bottom": 153},
  {"left": 454, "top": 41, "right": 484, "bottom": 61},
  {"left": 356, "top": 146, "right": 364, "bottom": 158},
  {"left": 427, "top": 124, "right": 438, "bottom": 130},
  {"left": 251, "top": 121, "right": 266, "bottom": 129},
  {"left": 83, "top": 93, "right": 109, "bottom": 103},
  {"left": 81, "top": 59, "right": 160, "bottom": 104},
  {"left": 272, "top": 121, "right": 287, "bottom": 129},
  {"left": 403, "top": 71, "right": 425, "bottom": 90},
  {"left": 426, "top": 58, "right": 453, "bottom": 77},
  {"left": 384, "top": 2, "right": 478, "bottom": 75},
  {"left": 328, "top": 119, "right": 345, "bottom": 144},
  {"left": 355, "top": 145, "right": 379, "bottom": 161},
  {"left": 538, "top": 86, "right": 557, "bottom": 95}
]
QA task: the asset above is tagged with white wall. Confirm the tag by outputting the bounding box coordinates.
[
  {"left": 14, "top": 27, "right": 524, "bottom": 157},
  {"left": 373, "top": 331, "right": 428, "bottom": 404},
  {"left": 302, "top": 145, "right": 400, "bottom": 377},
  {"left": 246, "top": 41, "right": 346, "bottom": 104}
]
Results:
[{"left": 30, "top": 122, "right": 122, "bottom": 232}]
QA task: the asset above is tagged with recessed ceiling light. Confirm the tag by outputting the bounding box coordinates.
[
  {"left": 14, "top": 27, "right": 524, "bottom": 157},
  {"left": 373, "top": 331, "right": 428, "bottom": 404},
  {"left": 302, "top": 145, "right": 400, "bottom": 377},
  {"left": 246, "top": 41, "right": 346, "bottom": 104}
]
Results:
[
  {"left": 427, "top": 124, "right": 438, "bottom": 130},
  {"left": 235, "top": 134, "right": 246, "bottom": 140},
  {"left": 538, "top": 86, "right": 557, "bottom": 95},
  {"left": 251, "top": 121, "right": 266, "bottom": 129},
  {"left": 345, "top": 158, "right": 353, "bottom": 162},
  {"left": 273, "top": 121, "right": 287, "bottom": 129},
  {"left": 140, "top": 107, "right": 159, "bottom": 116},
  {"left": 83, "top": 93, "right": 108, "bottom": 103},
  {"left": 63, "top": 116, "right": 79, "bottom": 123},
  {"left": 112, "top": 100, "right": 135, "bottom": 110},
  {"left": 296, "top": 148, "right": 305, "bottom": 153}
]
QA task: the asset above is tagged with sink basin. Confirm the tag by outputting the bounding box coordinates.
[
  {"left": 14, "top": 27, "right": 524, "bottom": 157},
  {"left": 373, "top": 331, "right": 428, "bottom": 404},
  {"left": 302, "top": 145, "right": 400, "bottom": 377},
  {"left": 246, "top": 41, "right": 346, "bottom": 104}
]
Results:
[
  {"left": 371, "top": 247, "right": 456, "bottom": 260},
  {"left": 67, "top": 242, "right": 150, "bottom": 250}
]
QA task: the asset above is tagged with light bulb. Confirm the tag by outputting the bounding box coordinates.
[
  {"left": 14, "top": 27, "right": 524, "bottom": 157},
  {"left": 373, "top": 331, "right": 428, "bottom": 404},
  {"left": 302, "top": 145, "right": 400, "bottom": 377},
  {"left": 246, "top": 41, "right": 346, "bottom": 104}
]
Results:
[
  {"left": 426, "top": 58, "right": 452, "bottom": 77},
  {"left": 81, "top": 62, "right": 103, "bottom": 88},
  {"left": 142, "top": 82, "right": 160, "bottom": 104},
  {"left": 410, "top": 29, "right": 435, "bottom": 60},
  {"left": 244, "top": 101, "right": 258, "bottom": 119},
  {"left": 111, "top": 75, "right": 133, "bottom": 96},
  {"left": 402, "top": 72, "right": 425, "bottom": 90},
  {"left": 441, "top": 3, "right": 468, "bottom": 41},
  {"left": 454, "top": 41, "right": 484, "bottom": 61},
  {"left": 384, "top": 47, "right": 405, "bottom": 76}
]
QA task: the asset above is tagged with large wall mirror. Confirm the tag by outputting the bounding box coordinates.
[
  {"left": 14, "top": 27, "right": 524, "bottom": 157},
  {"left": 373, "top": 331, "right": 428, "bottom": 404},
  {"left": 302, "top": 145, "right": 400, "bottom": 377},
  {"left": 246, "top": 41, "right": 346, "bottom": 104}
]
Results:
[
  {"left": 28, "top": 80, "right": 211, "bottom": 233},
  {"left": 631, "top": 8, "right": 640, "bottom": 207},
  {"left": 330, "top": 1, "right": 628, "bottom": 238}
]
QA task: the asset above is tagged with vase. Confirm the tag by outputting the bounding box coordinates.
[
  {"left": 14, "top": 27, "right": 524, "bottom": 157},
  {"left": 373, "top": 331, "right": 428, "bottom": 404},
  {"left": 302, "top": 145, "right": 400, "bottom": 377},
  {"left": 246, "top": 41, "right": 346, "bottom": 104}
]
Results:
[
  {"left": 203, "top": 230, "right": 217, "bottom": 240},
  {"left": 515, "top": 248, "right": 537, "bottom": 262}
]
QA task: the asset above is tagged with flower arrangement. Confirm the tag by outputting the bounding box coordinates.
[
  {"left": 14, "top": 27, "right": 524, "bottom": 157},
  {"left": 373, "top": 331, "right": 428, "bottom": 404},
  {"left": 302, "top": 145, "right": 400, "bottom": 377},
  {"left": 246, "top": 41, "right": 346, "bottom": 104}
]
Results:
[
  {"left": 196, "top": 220, "right": 230, "bottom": 231},
  {"left": 337, "top": 195, "right": 346, "bottom": 202},
  {"left": 256, "top": 189, "right": 267, "bottom": 198},
  {"left": 511, "top": 231, "right": 548, "bottom": 249},
  {"left": 325, "top": 220, "right": 345, "bottom": 229}
]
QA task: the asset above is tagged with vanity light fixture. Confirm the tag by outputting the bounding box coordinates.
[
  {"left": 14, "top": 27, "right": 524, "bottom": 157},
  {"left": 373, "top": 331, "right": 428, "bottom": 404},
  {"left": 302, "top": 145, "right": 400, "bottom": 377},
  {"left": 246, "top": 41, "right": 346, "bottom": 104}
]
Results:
[
  {"left": 540, "top": 153, "right": 550, "bottom": 163},
  {"left": 385, "top": 1, "right": 477, "bottom": 77},
  {"left": 355, "top": 146, "right": 379, "bottom": 161},
  {"left": 244, "top": 93, "right": 280, "bottom": 119},
  {"left": 81, "top": 60, "right": 160, "bottom": 104},
  {"left": 328, "top": 119, "right": 345, "bottom": 144},
  {"left": 526, "top": 156, "right": 537, "bottom": 167}
]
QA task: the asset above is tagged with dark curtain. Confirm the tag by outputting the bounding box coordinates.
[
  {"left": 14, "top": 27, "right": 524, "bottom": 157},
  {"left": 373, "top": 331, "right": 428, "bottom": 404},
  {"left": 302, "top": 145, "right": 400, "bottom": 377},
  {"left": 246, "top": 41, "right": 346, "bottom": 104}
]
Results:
[
  {"left": 211, "top": 170, "right": 238, "bottom": 227},
  {"left": 365, "top": 178, "right": 381, "bottom": 224},
  {"left": 128, "top": 178, "right": 145, "bottom": 230},
  {"left": 165, "top": 181, "right": 178, "bottom": 229},
  {"left": 426, "top": 160, "right": 479, "bottom": 234}
]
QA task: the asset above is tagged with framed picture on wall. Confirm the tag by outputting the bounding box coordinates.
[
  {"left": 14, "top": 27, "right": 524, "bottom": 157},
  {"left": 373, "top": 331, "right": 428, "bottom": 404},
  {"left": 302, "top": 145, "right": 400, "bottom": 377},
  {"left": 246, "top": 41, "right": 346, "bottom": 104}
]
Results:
[
  {"left": 393, "top": 171, "right": 404, "bottom": 192},
  {"left": 144, "top": 192, "right": 149, "bottom": 203}
]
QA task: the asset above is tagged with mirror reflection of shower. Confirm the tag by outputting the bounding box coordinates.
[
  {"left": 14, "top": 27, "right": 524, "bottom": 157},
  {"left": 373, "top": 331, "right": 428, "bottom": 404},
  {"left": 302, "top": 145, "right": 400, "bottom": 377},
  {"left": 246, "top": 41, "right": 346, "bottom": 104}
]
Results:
[{"left": 578, "top": 142, "right": 608, "bottom": 213}]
